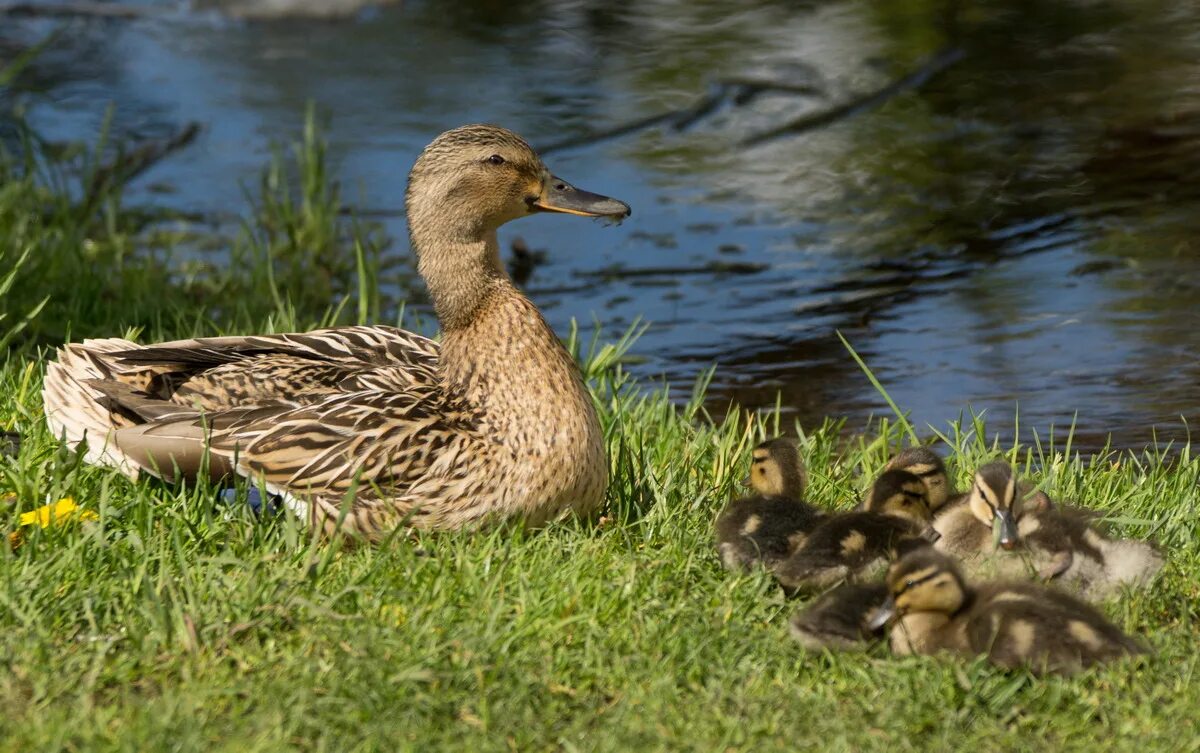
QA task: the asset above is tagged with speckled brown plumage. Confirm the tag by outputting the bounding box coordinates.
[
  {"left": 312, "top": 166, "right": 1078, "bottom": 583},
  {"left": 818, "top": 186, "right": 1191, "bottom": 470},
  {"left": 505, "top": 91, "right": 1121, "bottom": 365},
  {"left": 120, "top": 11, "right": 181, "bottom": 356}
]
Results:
[{"left": 42, "top": 124, "right": 629, "bottom": 539}]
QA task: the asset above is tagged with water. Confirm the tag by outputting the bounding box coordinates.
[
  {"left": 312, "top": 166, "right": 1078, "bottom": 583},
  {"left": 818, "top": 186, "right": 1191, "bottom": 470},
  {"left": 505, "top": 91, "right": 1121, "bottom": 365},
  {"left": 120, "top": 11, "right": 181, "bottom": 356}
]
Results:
[{"left": 4, "top": 0, "right": 1199, "bottom": 452}]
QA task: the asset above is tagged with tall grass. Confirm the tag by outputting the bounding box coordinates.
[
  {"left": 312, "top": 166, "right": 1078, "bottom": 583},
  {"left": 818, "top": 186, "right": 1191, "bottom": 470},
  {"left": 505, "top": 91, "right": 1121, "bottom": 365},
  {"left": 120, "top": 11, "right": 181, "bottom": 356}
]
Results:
[{"left": 0, "top": 116, "right": 1197, "bottom": 751}]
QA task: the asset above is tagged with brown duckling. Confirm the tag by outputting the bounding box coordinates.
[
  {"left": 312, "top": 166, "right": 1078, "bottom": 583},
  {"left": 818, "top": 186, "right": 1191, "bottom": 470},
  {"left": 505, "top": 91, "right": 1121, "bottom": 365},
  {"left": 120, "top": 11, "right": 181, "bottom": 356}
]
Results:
[
  {"left": 884, "top": 446, "right": 957, "bottom": 512},
  {"left": 715, "top": 437, "right": 822, "bottom": 571},
  {"left": 789, "top": 581, "right": 889, "bottom": 651},
  {"left": 933, "top": 462, "right": 1039, "bottom": 556},
  {"left": 774, "top": 469, "right": 937, "bottom": 595},
  {"left": 867, "top": 548, "right": 1146, "bottom": 675},
  {"left": 1019, "top": 503, "right": 1164, "bottom": 598},
  {"left": 935, "top": 463, "right": 1163, "bottom": 597}
]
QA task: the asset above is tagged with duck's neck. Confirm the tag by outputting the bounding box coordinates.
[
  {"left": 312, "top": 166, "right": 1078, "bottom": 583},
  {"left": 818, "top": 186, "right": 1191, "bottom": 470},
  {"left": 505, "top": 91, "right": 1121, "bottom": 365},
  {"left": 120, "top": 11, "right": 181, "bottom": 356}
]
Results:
[
  {"left": 412, "top": 223, "right": 582, "bottom": 401},
  {"left": 414, "top": 226, "right": 509, "bottom": 332}
]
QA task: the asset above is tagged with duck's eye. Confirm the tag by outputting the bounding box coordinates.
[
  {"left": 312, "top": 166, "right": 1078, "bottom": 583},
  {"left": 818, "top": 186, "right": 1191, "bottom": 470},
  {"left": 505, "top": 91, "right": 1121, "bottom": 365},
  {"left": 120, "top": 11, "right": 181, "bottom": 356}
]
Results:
[{"left": 486, "top": 154, "right": 506, "bottom": 166}]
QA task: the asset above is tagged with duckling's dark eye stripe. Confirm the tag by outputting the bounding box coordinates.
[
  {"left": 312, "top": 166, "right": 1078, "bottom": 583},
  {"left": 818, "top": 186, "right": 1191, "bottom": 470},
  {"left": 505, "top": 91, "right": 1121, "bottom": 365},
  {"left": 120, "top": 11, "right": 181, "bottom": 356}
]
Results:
[
  {"left": 976, "top": 485, "right": 997, "bottom": 515},
  {"left": 895, "top": 571, "right": 940, "bottom": 596}
]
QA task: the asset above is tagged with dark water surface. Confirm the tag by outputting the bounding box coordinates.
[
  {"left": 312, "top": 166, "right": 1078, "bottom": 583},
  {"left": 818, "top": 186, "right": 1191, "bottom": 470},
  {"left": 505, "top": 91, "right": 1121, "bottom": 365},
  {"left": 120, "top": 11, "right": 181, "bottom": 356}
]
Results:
[{"left": 4, "top": 0, "right": 1200, "bottom": 451}]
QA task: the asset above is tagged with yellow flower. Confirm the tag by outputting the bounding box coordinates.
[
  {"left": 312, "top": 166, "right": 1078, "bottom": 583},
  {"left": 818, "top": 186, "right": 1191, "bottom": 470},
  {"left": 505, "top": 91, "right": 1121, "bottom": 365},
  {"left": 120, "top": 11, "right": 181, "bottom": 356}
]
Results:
[
  {"left": 8, "top": 497, "right": 98, "bottom": 550},
  {"left": 18, "top": 497, "right": 97, "bottom": 528}
]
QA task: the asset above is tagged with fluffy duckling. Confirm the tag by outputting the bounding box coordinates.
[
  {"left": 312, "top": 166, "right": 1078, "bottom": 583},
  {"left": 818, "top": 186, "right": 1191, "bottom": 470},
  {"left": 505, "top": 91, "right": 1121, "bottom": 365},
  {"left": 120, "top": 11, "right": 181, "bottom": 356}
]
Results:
[
  {"left": 868, "top": 548, "right": 1146, "bottom": 675},
  {"left": 885, "top": 446, "right": 957, "bottom": 512},
  {"left": 789, "top": 582, "right": 888, "bottom": 651},
  {"left": 774, "top": 469, "right": 937, "bottom": 595},
  {"left": 715, "top": 437, "right": 822, "bottom": 571},
  {"left": 1020, "top": 503, "right": 1164, "bottom": 598},
  {"left": 933, "top": 462, "right": 1041, "bottom": 556},
  {"left": 935, "top": 463, "right": 1163, "bottom": 597}
]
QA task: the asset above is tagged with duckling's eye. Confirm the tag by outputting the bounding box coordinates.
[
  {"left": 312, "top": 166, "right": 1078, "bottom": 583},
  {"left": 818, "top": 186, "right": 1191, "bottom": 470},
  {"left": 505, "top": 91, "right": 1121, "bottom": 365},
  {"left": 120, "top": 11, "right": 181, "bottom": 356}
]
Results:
[{"left": 486, "top": 154, "right": 506, "bottom": 166}]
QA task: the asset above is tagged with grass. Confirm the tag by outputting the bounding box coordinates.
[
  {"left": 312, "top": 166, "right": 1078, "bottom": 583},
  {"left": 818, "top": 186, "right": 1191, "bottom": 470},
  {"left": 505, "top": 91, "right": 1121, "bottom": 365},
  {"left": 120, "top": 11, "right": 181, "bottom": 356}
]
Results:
[{"left": 1, "top": 114, "right": 1199, "bottom": 752}]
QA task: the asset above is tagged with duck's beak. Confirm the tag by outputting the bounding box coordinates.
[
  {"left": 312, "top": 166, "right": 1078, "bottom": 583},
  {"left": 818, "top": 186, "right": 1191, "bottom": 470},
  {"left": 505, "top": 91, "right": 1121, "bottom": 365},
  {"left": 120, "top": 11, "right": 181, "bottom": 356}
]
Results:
[
  {"left": 997, "top": 509, "right": 1020, "bottom": 550},
  {"left": 921, "top": 525, "right": 942, "bottom": 544},
  {"left": 740, "top": 475, "right": 752, "bottom": 488},
  {"left": 865, "top": 596, "right": 898, "bottom": 632},
  {"left": 531, "top": 175, "right": 631, "bottom": 219}
]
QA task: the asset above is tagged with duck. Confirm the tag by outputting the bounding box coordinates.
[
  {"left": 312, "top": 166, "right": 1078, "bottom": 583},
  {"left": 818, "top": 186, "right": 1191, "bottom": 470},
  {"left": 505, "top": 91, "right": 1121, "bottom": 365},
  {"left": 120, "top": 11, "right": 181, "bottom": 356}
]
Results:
[
  {"left": 867, "top": 547, "right": 1146, "bottom": 675},
  {"left": 41, "top": 124, "right": 632, "bottom": 539},
  {"left": 883, "top": 446, "right": 958, "bottom": 512},
  {"left": 774, "top": 469, "right": 938, "bottom": 595},
  {"left": 933, "top": 462, "right": 1163, "bottom": 597},
  {"left": 715, "top": 437, "right": 822, "bottom": 571},
  {"left": 789, "top": 581, "right": 888, "bottom": 651},
  {"left": 933, "top": 461, "right": 1033, "bottom": 557}
]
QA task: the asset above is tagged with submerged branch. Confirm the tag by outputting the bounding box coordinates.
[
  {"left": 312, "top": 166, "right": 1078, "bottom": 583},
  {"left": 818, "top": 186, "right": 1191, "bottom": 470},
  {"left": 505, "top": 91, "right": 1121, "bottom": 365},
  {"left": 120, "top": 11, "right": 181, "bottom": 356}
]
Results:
[
  {"left": 538, "top": 77, "right": 826, "bottom": 155},
  {"left": 741, "top": 47, "right": 966, "bottom": 147},
  {"left": 0, "top": 1, "right": 164, "bottom": 19},
  {"left": 84, "top": 121, "right": 202, "bottom": 211}
]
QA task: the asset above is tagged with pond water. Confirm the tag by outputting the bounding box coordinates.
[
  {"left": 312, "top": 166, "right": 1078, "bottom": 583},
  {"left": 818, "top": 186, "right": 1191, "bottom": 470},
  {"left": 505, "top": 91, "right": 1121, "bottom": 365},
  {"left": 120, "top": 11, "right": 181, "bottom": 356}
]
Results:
[{"left": 4, "top": 0, "right": 1200, "bottom": 452}]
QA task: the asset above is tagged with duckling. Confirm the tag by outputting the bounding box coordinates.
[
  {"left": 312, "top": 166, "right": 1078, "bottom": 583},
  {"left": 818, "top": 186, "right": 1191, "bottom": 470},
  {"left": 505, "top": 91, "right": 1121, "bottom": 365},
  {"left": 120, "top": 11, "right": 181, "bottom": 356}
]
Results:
[
  {"left": 867, "top": 547, "right": 1146, "bottom": 675},
  {"left": 774, "top": 469, "right": 937, "bottom": 595},
  {"left": 789, "top": 581, "right": 888, "bottom": 651},
  {"left": 715, "top": 437, "right": 821, "bottom": 571},
  {"left": 1020, "top": 503, "right": 1164, "bottom": 598},
  {"left": 933, "top": 462, "right": 1029, "bottom": 557},
  {"left": 884, "top": 446, "right": 957, "bottom": 511},
  {"left": 934, "top": 463, "right": 1163, "bottom": 597}
]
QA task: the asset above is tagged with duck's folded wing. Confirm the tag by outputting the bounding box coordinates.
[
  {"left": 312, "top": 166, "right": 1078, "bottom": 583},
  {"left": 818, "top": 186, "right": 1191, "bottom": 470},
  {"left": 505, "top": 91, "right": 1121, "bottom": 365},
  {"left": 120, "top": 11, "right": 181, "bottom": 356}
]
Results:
[
  {"left": 210, "top": 389, "right": 484, "bottom": 521},
  {"left": 97, "top": 326, "right": 441, "bottom": 412},
  {"left": 111, "top": 325, "right": 439, "bottom": 370}
]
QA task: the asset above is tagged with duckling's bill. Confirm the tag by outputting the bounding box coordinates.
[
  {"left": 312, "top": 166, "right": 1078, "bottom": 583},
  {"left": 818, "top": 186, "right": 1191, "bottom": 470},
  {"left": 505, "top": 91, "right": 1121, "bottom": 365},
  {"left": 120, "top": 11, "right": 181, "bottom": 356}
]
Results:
[
  {"left": 865, "top": 596, "right": 897, "bottom": 631},
  {"left": 530, "top": 175, "right": 632, "bottom": 220}
]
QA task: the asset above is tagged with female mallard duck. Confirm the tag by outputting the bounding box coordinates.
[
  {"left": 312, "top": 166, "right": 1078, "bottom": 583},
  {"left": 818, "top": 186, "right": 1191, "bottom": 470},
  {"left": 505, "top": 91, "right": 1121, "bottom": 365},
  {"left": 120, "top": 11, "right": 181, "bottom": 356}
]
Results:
[
  {"left": 42, "top": 124, "right": 631, "bottom": 538},
  {"left": 933, "top": 463, "right": 1163, "bottom": 596},
  {"left": 715, "top": 437, "right": 822, "bottom": 571},
  {"left": 774, "top": 469, "right": 937, "bottom": 594},
  {"left": 867, "top": 548, "right": 1146, "bottom": 675}
]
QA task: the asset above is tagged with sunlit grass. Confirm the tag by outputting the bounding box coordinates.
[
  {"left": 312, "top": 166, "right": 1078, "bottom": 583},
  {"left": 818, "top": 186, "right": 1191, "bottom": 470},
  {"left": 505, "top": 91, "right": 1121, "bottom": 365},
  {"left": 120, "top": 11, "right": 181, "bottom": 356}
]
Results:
[{"left": 0, "top": 114, "right": 1197, "bottom": 752}]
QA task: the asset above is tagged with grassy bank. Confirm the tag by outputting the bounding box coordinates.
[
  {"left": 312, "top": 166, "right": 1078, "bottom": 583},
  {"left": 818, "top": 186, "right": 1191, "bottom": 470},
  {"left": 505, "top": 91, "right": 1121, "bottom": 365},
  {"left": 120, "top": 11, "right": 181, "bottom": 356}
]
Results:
[{"left": 1, "top": 120, "right": 1198, "bottom": 752}]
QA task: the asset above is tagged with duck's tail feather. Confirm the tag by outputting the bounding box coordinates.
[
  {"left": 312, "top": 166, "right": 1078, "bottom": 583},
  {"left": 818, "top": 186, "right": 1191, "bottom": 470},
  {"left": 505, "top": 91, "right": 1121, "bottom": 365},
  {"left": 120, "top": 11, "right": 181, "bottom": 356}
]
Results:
[{"left": 43, "top": 338, "right": 145, "bottom": 479}]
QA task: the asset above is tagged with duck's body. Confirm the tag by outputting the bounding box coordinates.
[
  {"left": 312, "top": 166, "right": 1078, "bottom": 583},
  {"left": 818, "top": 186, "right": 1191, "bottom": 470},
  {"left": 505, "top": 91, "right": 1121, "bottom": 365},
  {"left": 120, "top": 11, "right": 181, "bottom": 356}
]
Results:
[
  {"left": 715, "top": 437, "right": 822, "bottom": 571},
  {"left": 932, "top": 463, "right": 1162, "bottom": 597},
  {"left": 872, "top": 549, "right": 1145, "bottom": 675},
  {"left": 789, "top": 581, "right": 888, "bottom": 651},
  {"left": 42, "top": 125, "right": 631, "bottom": 538},
  {"left": 774, "top": 470, "right": 936, "bottom": 594},
  {"left": 884, "top": 447, "right": 956, "bottom": 512}
]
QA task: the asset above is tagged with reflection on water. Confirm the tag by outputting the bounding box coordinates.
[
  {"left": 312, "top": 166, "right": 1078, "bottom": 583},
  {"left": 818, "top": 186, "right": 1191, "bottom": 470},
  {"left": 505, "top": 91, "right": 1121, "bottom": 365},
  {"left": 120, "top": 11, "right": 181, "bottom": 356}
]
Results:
[{"left": 3, "top": 0, "right": 1199, "bottom": 451}]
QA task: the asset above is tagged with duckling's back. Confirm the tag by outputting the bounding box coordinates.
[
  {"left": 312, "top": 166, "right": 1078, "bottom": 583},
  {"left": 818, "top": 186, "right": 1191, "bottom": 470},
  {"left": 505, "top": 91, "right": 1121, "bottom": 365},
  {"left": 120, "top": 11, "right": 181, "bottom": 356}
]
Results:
[
  {"left": 775, "top": 512, "right": 926, "bottom": 593},
  {"left": 965, "top": 581, "right": 1146, "bottom": 673},
  {"left": 716, "top": 495, "right": 823, "bottom": 571}
]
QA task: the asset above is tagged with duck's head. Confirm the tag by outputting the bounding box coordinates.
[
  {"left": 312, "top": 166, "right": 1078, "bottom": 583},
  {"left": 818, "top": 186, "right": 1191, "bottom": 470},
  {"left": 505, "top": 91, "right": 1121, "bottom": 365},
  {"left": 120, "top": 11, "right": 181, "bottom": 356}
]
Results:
[
  {"left": 886, "top": 446, "right": 950, "bottom": 510},
  {"left": 866, "top": 469, "right": 939, "bottom": 540},
  {"left": 743, "top": 436, "right": 806, "bottom": 499},
  {"left": 967, "top": 461, "right": 1027, "bottom": 550},
  {"left": 406, "top": 124, "right": 630, "bottom": 239},
  {"left": 866, "top": 547, "right": 967, "bottom": 630}
]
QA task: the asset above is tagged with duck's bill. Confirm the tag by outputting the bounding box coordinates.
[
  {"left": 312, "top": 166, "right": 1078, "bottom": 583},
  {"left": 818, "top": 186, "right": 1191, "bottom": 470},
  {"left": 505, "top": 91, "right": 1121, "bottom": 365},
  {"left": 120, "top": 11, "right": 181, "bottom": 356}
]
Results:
[
  {"left": 996, "top": 510, "right": 1020, "bottom": 550},
  {"left": 865, "top": 596, "right": 897, "bottom": 632},
  {"left": 531, "top": 175, "right": 632, "bottom": 219}
]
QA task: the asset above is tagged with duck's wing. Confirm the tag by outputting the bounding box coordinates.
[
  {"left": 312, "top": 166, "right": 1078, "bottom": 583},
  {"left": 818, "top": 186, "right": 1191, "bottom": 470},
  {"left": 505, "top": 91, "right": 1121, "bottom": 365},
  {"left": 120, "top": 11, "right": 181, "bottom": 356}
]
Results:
[
  {"left": 44, "top": 326, "right": 442, "bottom": 480},
  {"left": 105, "top": 325, "right": 440, "bottom": 410},
  {"left": 107, "top": 384, "right": 489, "bottom": 534}
]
